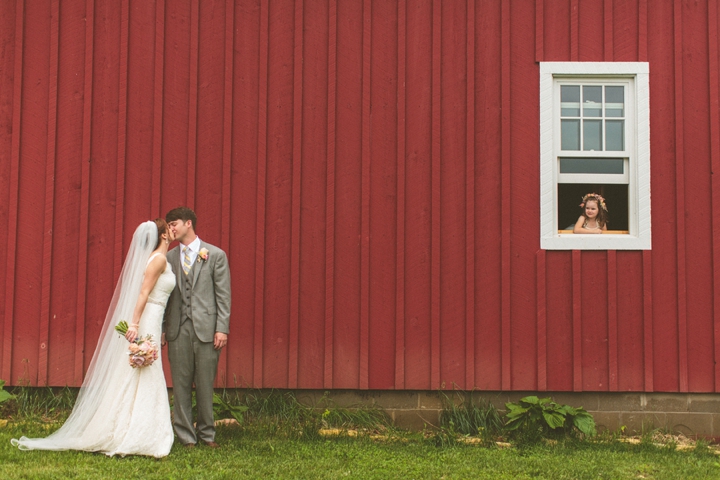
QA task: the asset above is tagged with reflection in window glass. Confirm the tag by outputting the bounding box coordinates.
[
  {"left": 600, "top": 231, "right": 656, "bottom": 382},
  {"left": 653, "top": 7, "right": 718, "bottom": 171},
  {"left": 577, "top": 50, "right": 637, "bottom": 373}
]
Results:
[
  {"left": 559, "top": 158, "right": 624, "bottom": 174},
  {"left": 561, "top": 86, "right": 580, "bottom": 116},
  {"left": 606, "top": 120, "right": 624, "bottom": 151},
  {"left": 583, "top": 120, "right": 602, "bottom": 151},
  {"left": 561, "top": 120, "right": 580, "bottom": 150},
  {"left": 605, "top": 86, "right": 624, "bottom": 117},
  {"left": 583, "top": 86, "right": 602, "bottom": 117}
]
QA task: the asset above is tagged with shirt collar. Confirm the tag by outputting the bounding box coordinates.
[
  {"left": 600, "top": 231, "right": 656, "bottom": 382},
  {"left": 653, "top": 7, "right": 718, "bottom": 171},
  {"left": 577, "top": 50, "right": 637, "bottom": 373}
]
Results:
[{"left": 183, "top": 236, "right": 202, "bottom": 253}]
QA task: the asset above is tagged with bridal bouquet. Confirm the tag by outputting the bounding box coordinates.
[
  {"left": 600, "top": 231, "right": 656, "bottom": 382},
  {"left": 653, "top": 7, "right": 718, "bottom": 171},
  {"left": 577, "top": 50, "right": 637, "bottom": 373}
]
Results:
[{"left": 114, "top": 321, "right": 159, "bottom": 368}]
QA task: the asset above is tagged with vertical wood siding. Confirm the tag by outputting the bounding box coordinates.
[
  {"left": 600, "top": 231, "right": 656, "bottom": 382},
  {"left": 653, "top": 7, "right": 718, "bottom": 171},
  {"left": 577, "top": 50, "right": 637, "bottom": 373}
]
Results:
[{"left": 1, "top": 0, "right": 718, "bottom": 393}]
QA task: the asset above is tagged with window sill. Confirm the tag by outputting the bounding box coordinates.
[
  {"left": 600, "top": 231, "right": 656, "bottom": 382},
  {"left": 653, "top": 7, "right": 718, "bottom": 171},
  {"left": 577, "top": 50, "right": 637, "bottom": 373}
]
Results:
[{"left": 542, "top": 231, "right": 650, "bottom": 250}]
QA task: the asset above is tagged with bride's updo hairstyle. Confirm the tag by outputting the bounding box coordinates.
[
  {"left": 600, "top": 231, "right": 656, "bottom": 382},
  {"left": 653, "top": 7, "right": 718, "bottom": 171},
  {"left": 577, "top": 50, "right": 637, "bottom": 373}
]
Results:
[{"left": 153, "top": 218, "right": 169, "bottom": 250}]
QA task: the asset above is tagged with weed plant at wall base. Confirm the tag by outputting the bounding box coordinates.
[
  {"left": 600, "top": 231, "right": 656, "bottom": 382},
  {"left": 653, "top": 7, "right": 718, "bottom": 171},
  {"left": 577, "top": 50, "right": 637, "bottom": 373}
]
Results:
[{"left": 504, "top": 396, "right": 597, "bottom": 443}]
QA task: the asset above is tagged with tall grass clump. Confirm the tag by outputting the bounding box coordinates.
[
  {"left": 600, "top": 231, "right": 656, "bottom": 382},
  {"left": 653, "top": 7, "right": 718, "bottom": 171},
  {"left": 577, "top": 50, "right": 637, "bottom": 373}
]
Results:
[
  {"left": 434, "top": 391, "right": 504, "bottom": 446},
  {"left": 2, "top": 385, "right": 77, "bottom": 422}
]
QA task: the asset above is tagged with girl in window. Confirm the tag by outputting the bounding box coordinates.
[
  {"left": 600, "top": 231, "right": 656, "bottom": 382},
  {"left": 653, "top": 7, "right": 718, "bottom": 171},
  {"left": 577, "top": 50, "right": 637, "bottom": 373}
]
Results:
[{"left": 573, "top": 193, "right": 608, "bottom": 234}]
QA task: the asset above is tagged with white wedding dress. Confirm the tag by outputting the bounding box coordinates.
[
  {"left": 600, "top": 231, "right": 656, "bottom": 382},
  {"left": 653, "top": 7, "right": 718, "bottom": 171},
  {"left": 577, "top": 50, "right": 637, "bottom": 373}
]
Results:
[{"left": 12, "top": 251, "right": 176, "bottom": 458}]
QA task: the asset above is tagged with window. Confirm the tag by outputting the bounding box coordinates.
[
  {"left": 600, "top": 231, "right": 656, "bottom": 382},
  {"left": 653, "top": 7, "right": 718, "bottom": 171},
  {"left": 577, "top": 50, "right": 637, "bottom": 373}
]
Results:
[{"left": 540, "top": 62, "right": 650, "bottom": 250}]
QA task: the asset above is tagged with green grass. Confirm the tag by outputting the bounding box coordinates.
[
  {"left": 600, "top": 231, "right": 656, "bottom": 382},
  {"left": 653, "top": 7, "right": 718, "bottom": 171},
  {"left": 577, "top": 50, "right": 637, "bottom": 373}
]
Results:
[
  {"left": 2, "top": 422, "right": 720, "bottom": 479},
  {"left": 2, "top": 388, "right": 720, "bottom": 479}
]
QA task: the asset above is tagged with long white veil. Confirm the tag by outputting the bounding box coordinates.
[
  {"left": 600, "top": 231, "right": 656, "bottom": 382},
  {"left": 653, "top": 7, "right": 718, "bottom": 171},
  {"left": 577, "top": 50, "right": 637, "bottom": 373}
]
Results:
[{"left": 12, "top": 221, "right": 157, "bottom": 450}]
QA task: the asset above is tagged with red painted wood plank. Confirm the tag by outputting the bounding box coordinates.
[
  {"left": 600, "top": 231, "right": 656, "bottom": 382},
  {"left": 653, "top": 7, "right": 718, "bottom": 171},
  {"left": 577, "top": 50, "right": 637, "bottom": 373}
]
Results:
[
  {"left": 114, "top": 0, "right": 129, "bottom": 280},
  {"left": 438, "top": 0, "right": 469, "bottom": 389},
  {"left": 638, "top": 0, "right": 648, "bottom": 62},
  {"left": 643, "top": 250, "right": 653, "bottom": 391},
  {"left": 546, "top": 252, "right": 573, "bottom": 391},
  {"left": 673, "top": 0, "right": 688, "bottom": 393},
  {"left": 647, "top": 0, "right": 677, "bottom": 392},
  {"left": 359, "top": 0, "right": 371, "bottom": 390},
  {"left": 536, "top": 250, "right": 547, "bottom": 391},
  {"left": 220, "top": 0, "right": 234, "bottom": 383},
  {"left": 161, "top": 1, "right": 191, "bottom": 213},
  {"left": 394, "top": 0, "right": 406, "bottom": 390},
  {"left": 613, "top": 0, "right": 638, "bottom": 61},
  {"left": 572, "top": 250, "right": 582, "bottom": 391},
  {"left": 683, "top": 0, "right": 714, "bottom": 392},
  {"left": 368, "top": 0, "right": 398, "bottom": 390},
  {"left": 535, "top": 0, "right": 543, "bottom": 62},
  {"left": 607, "top": 250, "right": 618, "bottom": 391},
  {"left": 324, "top": 0, "right": 337, "bottom": 389},
  {"left": 430, "top": 0, "right": 441, "bottom": 389},
  {"left": 125, "top": 0, "right": 157, "bottom": 224},
  {"left": 230, "top": 0, "right": 261, "bottom": 387},
  {"left": 617, "top": 252, "right": 645, "bottom": 391},
  {"left": 570, "top": 0, "right": 579, "bottom": 61},
  {"left": 474, "top": 0, "right": 502, "bottom": 391},
  {"left": 542, "top": 0, "right": 571, "bottom": 60},
  {"left": 263, "top": 0, "right": 295, "bottom": 388},
  {"left": 604, "top": 0, "right": 613, "bottom": 61},
  {"left": 710, "top": 0, "right": 720, "bottom": 391},
  {"left": 0, "top": 0, "right": 15, "bottom": 382},
  {"left": 253, "top": 0, "right": 269, "bottom": 387},
  {"left": 85, "top": 0, "right": 123, "bottom": 376},
  {"left": 297, "top": 0, "right": 328, "bottom": 389},
  {"left": 333, "top": 0, "right": 362, "bottom": 389},
  {"left": 465, "top": 0, "right": 475, "bottom": 389},
  {"left": 581, "top": 252, "right": 609, "bottom": 391},
  {"left": 14, "top": 0, "right": 54, "bottom": 385},
  {"left": 48, "top": 0, "right": 88, "bottom": 385},
  {"left": 508, "top": 1, "right": 540, "bottom": 390},
  {"left": 2, "top": 0, "right": 23, "bottom": 383},
  {"left": 404, "top": 0, "right": 432, "bottom": 389},
  {"left": 578, "top": 0, "right": 603, "bottom": 61},
  {"left": 186, "top": 0, "right": 199, "bottom": 208},
  {"left": 75, "top": 0, "right": 93, "bottom": 385},
  {"left": 288, "top": 0, "right": 303, "bottom": 389},
  {"left": 501, "top": 0, "right": 511, "bottom": 390},
  {"left": 151, "top": 0, "right": 164, "bottom": 217},
  {"left": 194, "top": 0, "right": 231, "bottom": 384},
  {"left": 38, "top": 0, "right": 60, "bottom": 386}
]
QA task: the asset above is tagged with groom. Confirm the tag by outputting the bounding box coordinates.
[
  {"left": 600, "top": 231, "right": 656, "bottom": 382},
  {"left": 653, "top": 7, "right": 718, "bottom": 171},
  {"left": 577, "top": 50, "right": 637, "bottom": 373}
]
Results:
[{"left": 164, "top": 207, "right": 231, "bottom": 447}]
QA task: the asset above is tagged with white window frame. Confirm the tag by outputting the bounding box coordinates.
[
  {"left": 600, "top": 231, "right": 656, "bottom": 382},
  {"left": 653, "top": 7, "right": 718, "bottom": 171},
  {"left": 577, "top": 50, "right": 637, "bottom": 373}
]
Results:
[{"left": 540, "top": 62, "right": 651, "bottom": 250}]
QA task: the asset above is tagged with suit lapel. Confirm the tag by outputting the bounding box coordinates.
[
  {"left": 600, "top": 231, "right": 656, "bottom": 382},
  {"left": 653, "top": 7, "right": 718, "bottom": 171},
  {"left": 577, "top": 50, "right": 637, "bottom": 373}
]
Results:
[
  {"left": 170, "top": 246, "right": 182, "bottom": 286},
  {"left": 191, "top": 241, "right": 205, "bottom": 287}
]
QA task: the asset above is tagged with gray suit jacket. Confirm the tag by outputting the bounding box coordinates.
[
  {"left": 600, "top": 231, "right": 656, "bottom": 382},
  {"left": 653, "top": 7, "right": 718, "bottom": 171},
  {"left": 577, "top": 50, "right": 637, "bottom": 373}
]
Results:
[{"left": 163, "top": 241, "right": 231, "bottom": 343}]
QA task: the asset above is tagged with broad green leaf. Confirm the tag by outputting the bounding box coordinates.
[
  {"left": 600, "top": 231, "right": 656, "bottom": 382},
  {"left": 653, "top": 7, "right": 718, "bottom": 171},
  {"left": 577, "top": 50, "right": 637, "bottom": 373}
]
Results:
[
  {"left": 542, "top": 411, "right": 565, "bottom": 429},
  {"left": 573, "top": 413, "right": 597, "bottom": 437}
]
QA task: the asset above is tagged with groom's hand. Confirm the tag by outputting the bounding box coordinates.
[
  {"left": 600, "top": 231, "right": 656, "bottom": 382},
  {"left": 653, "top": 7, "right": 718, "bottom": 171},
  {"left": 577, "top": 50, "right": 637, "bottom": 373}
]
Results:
[{"left": 214, "top": 332, "right": 228, "bottom": 350}]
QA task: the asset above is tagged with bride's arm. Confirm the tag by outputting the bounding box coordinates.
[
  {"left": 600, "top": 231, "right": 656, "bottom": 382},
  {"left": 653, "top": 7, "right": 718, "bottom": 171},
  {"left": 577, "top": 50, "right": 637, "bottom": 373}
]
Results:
[{"left": 126, "top": 255, "right": 166, "bottom": 342}]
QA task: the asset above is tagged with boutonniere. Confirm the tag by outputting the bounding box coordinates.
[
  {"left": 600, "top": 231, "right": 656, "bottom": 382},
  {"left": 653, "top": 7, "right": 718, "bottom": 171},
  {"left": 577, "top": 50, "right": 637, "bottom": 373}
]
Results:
[{"left": 198, "top": 248, "right": 209, "bottom": 262}]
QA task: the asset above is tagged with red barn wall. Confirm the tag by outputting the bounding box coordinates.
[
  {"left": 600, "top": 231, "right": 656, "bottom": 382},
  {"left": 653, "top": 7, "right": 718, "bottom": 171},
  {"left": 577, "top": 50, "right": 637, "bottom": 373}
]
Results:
[{"left": 1, "top": 0, "right": 718, "bottom": 393}]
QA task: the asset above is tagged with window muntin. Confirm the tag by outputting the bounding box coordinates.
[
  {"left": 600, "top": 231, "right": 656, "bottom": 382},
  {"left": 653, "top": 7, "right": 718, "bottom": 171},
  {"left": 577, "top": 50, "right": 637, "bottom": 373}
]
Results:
[{"left": 539, "top": 62, "right": 650, "bottom": 250}]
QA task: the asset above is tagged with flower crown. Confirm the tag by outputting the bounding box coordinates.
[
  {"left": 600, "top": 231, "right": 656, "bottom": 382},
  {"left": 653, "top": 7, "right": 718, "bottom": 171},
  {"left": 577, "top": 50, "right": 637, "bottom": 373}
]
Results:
[{"left": 580, "top": 193, "right": 607, "bottom": 212}]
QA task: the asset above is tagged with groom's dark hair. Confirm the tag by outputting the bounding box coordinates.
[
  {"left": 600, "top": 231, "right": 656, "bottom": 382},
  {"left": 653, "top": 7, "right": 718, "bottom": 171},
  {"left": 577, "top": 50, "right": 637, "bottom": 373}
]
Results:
[{"left": 166, "top": 207, "right": 197, "bottom": 231}]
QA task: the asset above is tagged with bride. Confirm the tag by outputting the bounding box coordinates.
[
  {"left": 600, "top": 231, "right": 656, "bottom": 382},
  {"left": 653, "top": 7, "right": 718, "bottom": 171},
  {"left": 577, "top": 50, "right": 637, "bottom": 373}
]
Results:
[{"left": 11, "top": 220, "right": 176, "bottom": 458}]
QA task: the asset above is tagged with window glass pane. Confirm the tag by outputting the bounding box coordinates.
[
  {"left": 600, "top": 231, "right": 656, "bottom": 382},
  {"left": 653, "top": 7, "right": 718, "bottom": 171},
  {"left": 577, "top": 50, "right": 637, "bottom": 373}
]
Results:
[
  {"left": 561, "top": 120, "right": 580, "bottom": 150},
  {"left": 583, "top": 120, "right": 602, "bottom": 150},
  {"left": 561, "top": 85, "right": 580, "bottom": 116},
  {"left": 605, "top": 86, "right": 624, "bottom": 117},
  {"left": 583, "top": 86, "right": 602, "bottom": 117},
  {"left": 559, "top": 157, "right": 624, "bottom": 174},
  {"left": 606, "top": 120, "right": 624, "bottom": 151}
]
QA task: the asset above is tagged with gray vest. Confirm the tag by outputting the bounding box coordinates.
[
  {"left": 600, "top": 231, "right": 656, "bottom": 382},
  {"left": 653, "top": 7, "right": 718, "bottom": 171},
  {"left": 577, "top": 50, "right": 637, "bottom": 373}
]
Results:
[{"left": 181, "top": 265, "right": 194, "bottom": 324}]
